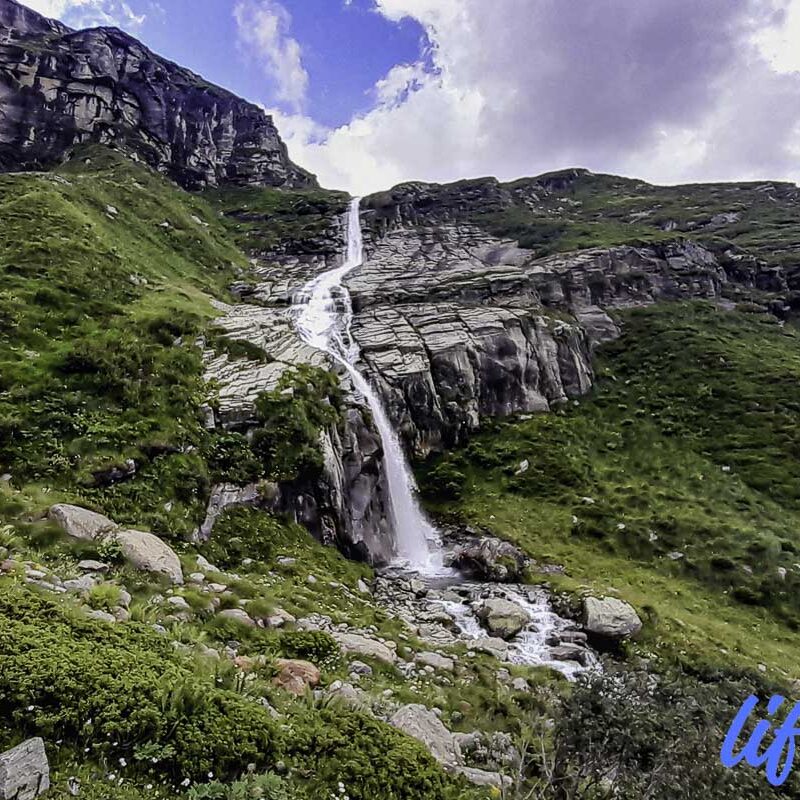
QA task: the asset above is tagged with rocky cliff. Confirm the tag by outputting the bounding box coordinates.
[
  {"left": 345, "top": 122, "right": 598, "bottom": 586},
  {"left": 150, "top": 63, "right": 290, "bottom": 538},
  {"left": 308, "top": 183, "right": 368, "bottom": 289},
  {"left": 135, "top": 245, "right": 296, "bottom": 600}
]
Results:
[{"left": 0, "top": 0, "right": 314, "bottom": 189}]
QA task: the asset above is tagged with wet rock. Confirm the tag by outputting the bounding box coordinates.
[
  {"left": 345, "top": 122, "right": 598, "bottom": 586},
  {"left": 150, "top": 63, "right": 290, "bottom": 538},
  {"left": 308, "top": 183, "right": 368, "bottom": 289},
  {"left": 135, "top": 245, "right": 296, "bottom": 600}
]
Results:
[
  {"left": 452, "top": 537, "right": 528, "bottom": 582},
  {"left": 582, "top": 596, "right": 642, "bottom": 642},
  {"left": 0, "top": 737, "right": 49, "bottom": 800},
  {"left": 465, "top": 637, "right": 510, "bottom": 660},
  {"left": 477, "top": 598, "right": 531, "bottom": 640},
  {"left": 549, "top": 643, "right": 591, "bottom": 665}
]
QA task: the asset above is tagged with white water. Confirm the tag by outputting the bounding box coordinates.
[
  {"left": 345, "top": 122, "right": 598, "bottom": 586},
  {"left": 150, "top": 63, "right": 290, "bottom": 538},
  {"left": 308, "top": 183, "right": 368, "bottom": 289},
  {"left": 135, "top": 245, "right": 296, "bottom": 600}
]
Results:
[
  {"left": 292, "top": 198, "right": 442, "bottom": 572},
  {"left": 439, "top": 587, "right": 598, "bottom": 681}
]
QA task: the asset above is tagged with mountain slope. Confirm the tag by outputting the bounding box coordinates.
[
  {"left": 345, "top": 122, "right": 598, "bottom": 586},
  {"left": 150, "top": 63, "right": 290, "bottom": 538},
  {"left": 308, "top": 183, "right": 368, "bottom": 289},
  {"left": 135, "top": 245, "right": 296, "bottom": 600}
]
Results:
[{"left": 0, "top": 0, "right": 314, "bottom": 189}]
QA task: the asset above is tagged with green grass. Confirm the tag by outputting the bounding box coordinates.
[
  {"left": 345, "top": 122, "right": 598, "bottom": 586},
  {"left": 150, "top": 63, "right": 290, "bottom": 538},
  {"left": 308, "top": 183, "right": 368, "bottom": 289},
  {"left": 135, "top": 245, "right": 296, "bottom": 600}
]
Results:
[{"left": 419, "top": 301, "right": 800, "bottom": 679}]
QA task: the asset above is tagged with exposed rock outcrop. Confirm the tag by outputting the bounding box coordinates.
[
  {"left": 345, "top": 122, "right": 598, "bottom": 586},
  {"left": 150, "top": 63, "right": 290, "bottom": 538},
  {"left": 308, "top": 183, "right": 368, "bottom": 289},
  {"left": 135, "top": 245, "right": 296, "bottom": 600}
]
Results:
[
  {"left": 0, "top": 0, "right": 313, "bottom": 189},
  {"left": 477, "top": 598, "right": 531, "bottom": 640}
]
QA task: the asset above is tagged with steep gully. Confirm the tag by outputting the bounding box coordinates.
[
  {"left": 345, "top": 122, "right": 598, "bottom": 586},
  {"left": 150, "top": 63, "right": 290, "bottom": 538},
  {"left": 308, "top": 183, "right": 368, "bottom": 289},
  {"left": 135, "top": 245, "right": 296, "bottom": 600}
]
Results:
[{"left": 290, "top": 199, "right": 596, "bottom": 679}]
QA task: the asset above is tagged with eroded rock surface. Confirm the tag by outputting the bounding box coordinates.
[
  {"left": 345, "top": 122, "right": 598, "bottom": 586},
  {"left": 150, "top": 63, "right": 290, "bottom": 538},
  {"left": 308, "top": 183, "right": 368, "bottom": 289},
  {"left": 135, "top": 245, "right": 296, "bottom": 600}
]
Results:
[{"left": 0, "top": 0, "right": 313, "bottom": 189}]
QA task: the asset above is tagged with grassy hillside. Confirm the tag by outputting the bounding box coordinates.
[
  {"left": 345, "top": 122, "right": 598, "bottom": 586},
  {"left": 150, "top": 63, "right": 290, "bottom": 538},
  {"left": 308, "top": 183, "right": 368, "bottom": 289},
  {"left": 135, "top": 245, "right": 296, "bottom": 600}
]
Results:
[{"left": 420, "top": 302, "right": 800, "bottom": 678}]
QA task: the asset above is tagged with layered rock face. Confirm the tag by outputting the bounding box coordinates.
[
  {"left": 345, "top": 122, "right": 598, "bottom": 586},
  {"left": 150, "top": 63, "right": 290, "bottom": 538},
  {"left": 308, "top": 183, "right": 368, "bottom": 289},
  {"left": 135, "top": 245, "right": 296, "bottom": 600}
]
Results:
[{"left": 0, "top": 0, "right": 313, "bottom": 189}]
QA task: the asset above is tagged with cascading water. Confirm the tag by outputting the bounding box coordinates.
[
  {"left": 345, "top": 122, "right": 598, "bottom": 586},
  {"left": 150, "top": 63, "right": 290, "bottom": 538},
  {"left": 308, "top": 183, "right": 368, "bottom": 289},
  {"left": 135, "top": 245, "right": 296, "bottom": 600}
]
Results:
[{"left": 292, "top": 198, "right": 442, "bottom": 572}]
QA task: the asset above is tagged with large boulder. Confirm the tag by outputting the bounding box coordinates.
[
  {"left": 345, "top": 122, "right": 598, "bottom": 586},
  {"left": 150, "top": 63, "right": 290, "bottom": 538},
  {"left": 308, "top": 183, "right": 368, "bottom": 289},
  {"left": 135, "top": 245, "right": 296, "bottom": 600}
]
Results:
[
  {"left": 273, "top": 659, "right": 320, "bottom": 696},
  {"left": 452, "top": 537, "right": 528, "bottom": 582},
  {"left": 477, "top": 598, "right": 531, "bottom": 640},
  {"left": 114, "top": 529, "right": 184, "bottom": 585},
  {"left": 582, "top": 596, "right": 642, "bottom": 642},
  {"left": 48, "top": 504, "right": 116, "bottom": 541},
  {"left": 0, "top": 738, "right": 49, "bottom": 800},
  {"left": 333, "top": 632, "right": 397, "bottom": 664},
  {"left": 389, "top": 705, "right": 462, "bottom": 768}
]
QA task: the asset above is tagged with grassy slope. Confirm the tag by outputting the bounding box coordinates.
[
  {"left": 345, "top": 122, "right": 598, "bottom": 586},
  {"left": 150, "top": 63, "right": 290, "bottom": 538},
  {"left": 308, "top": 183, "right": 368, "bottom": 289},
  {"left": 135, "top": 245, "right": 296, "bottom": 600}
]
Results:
[
  {"left": 420, "top": 302, "right": 800, "bottom": 680},
  {"left": 478, "top": 170, "right": 800, "bottom": 267}
]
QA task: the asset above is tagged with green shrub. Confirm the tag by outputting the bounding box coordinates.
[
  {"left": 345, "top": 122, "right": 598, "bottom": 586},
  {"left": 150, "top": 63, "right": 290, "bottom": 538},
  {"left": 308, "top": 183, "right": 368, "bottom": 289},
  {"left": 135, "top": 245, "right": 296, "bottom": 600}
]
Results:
[
  {"left": 286, "top": 708, "right": 460, "bottom": 800},
  {"left": 250, "top": 366, "right": 342, "bottom": 482},
  {"left": 278, "top": 630, "right": 340, "bottom": 668},
  {"left": 199, "top": 508, "right": 280, "bottom": 570}
]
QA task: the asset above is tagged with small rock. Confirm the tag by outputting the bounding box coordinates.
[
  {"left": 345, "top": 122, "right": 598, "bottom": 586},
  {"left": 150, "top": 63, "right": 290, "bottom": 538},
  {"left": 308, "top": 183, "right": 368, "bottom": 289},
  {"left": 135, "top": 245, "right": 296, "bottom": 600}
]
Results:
[
  {"left": 115, "top": 529, "right": 184, "bottom": 584},
  {"left": 77, "top": 560, "right": 109, "bottom": 573},
  {"left": 357, "top": 579, "right": 371, "bottom": 594},
  {"left": 515, "top": 459, "right": 529, "bottom": 475},
  {"left": 333, "top": 633, "right": 397, "bottom": 664},
  {"left": 511, "top": 677, "right": 529, "bottom": 692},
  {"left": 306, "top": 574, "right": 318, "bottom": 585},
  {"left": 273, "top": 659, "right": 321, "bottom": 696},
  {"left": 416, "top": 652, "right": 455, "bottom": 672},
  {"left": 87, "top": 609, "right": 116, "bottom": 624},
  {"left": 188, "top": 572, "right": 206, "bottom": 584},
  {"left": 48, "top": 504, "right": 116, "bottom": 541},
  {"left": 167, "top": 596, "right": 191, "bottom": 611},
  {"left": 349, "top": 660, "right": 373, "bottom": 676},
  {"left": 0, "top": 737, "right": 49, "bottom": 800},
  {"left": 63, "top": 576, "right": 97, "bottom": 594},
  {"left": 218, "top": 608, "right": 256, "bottom": 627},
  {"left": 390, "top": 705, "right": 462, "bottom": 768}
]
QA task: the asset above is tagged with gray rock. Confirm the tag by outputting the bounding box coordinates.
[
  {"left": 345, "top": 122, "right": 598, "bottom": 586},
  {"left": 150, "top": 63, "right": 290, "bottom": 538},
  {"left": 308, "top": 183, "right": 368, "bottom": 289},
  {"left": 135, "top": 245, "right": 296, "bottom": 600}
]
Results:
[
  {"left": 0, "top": 738, "right": 49, "bottom": 800},
  {"left": 452, "top": 537, "right": 528, "bottom": 582},
  {"left": 389, "top": 705, "right": 462, "bottom": 767},
  {"left": 48, "top": 504, "right": 116, "bottom": 541},
  {"left": 349, "top": 660, "right": 373, "bottom": 676},
  {"left": 582, "top": 596, "right": 642, "bottom": 641},
  {"left": 218, "top": 608, "right": 256, "bottom": 627},
  {"left": 63, "top": 575, "right": 97, "bottom": 594},
  {"left": 415, "top": 651, "right": 455, "bottom": 672},
  {"left": 333, "top": 632, "right": 397, "bottom": 664},
  {"left": 77, "top": 560, "right": 110, "bottom": 573},
  {"left": 456, "top": 766, "right": 512, "bottom": 790},
  {"left": 87, "top": 609, "right": 116, "bottom": 623},
  {"left": 0, "top": 9, "right": 314, "bottom": 191},
  {"left": 114, "top": 529, "right": 184, "bottom": 584},
  {"left": 477, "top": 598, "right": 531, "bottom": 640},
  {"left": 465, "top": 637, "right": 510, "bottom": 660}
]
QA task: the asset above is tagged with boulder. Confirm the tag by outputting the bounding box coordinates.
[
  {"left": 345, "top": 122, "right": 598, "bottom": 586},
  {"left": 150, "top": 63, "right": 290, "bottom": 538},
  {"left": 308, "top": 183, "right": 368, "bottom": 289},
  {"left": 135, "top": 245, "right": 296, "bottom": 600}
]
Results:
[
  {"left": 0, "top": 738, "right": 49, "bottom": 800},
  {"left": 466, "top": 637, "right": 510, "bottom": 660},
  {"left": 389, "top": 705, "right": 462, "bottom": 768},
  {"left": 48, "top": 504, "right": 116, "bottom": 541},
  {"left": 415, "top": 652, "right": 455, "bottom": 672},
  {"left": 452, "top": 537, "right": 528, "bottom": 582},
  {"left": 582, "top": 596, "right": 642, "bottom": 642},
  {"left": 218, "top": 608, "right": 257, "bottom": 627},
  {"left": 273, "top": 659, "right": 320, "bottom": 696},
  {"left": 114, "top": 530, "right": 184, "bottom": 585},
  {"left": 333, "top": 632, "right": 397, "bottom": 664},
  {"left": 477, "top": 598, "right": 531, "bottom": 640}
]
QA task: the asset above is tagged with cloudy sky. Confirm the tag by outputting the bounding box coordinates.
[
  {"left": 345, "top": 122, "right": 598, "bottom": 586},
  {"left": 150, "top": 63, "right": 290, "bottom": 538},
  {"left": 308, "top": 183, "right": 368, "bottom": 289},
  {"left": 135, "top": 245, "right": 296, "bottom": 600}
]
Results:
[{"left": 23, "top": 0, "right": 800, "bottom": 193}]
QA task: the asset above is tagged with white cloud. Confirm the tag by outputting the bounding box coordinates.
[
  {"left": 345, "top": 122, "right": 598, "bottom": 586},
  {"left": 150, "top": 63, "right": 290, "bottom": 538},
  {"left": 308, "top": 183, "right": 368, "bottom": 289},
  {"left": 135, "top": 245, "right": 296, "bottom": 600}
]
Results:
[
  {"left": 273, "top": 0, "right": 800, "bottom": 195},
  {"left": 234, "top": 0, "right": 309, "bottom": 113},
  {"left": 24, "top": 0, "right": 147, "bottom": 28}
]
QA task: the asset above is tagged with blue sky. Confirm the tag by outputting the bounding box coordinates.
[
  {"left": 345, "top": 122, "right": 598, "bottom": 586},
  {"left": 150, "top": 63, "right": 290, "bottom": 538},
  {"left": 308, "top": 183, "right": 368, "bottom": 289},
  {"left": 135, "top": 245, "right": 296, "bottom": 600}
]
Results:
[
  {"left": 24, "top": 0, "right": 800, "bottom": 193},
  {"left": 128, "top": 0, "right": 429, "bottom": 128}
]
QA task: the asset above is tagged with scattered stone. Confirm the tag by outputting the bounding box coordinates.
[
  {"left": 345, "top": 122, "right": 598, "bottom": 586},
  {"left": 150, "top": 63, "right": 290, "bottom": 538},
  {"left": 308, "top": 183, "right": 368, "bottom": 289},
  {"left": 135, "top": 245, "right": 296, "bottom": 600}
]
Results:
[
  {"left": 511, "top": 677, "right": 529, "bottom": 692},
  {"left": 477, "top": 598, "right": 531, "bottom": 640},
  {"left": 77, "top": 560, "right": 109, "bottom": 573},
  {"left": 87, "top": 609, "right": 116, "bottom": 624},
  {"left": 667, "top": 551, "right": 685, "bottom": 561},
  {"left": 349, "top": 660, "right": 373, "bottom": 677},
  {"left": 333, "top": 632, "right": 397, "bottom": 664},
  {"left": 63, "top": 576, "right": 97, "bottom": 594},
  {"left": 273, "top": 659, "right": 320, "bottom": 696},
  {"left": 167, "top": 596, "right": 191, "bottom": 611},
  {"left": 207, "top": 583, "right": 228, "bottom": 593},
  {"left": 515, "top": 459, "right": 529, "bottom": 475},
  {"left": 389, "top": 705, "right": 462, "bottom": 768},
  {"left": 114, "top": 529, "right": 184, "bottom": 584},
  {"left": 465, "top": 638, "right": 510, "bottom": 660},
  {"left": 0, "top": 738, "right": 49, "bottom": 800},
  {"left": 48, "top": 504, "right": 116, "bottom": 541},
  {"left": 415, "top": 652, "right": 455, "bottom": 672},
  {"left": 196, "top": 555, "right": 217, "bottom": 572},
  {"left": 188, "top": 572, "right": 206, "bottom": 584},
  {"left": 218, "top": 608, "right": 256, "bottom": 627},
  {"left": 582, "top": 596, "right": 642, "bottom": 642},
  {"left": 118, "top": 589, "right": 132, "bottom": 608},
  {"left": 357, "top": 579, "right": 371, "bottom": 594},
  {"left": 306, "top": 574, "right": 318, "bottom": 585},
  {"left": 550, "top": 643, "right": 591, "bottom": 665}
]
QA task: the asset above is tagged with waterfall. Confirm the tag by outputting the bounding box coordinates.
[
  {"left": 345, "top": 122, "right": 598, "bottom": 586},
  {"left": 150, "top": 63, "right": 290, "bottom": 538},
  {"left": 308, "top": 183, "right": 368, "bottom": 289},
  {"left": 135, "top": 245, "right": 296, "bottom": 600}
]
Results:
[{"left": 292, "top": 198, "right": 442, "bottom": 573}]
